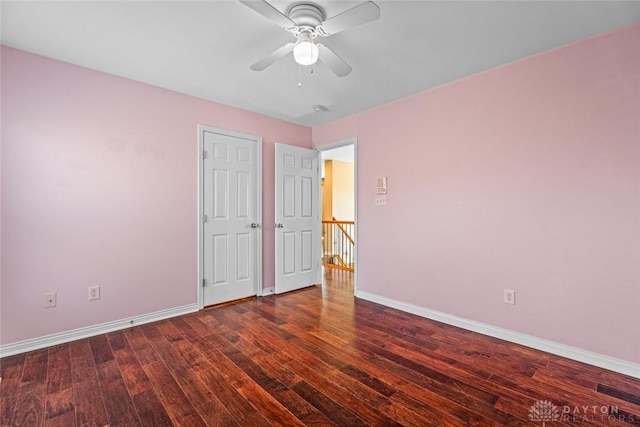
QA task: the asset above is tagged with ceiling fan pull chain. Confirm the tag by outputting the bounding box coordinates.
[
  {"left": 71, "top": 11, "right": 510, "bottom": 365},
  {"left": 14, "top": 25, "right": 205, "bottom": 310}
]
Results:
[{"left": 298, "top": 64, "right": 302, "bottom": 88}]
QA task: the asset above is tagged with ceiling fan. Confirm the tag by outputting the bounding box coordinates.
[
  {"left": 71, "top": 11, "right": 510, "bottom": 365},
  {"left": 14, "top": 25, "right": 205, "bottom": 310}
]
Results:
[{"left": 239, "top": 0, "right": 380, "bottom": 77}]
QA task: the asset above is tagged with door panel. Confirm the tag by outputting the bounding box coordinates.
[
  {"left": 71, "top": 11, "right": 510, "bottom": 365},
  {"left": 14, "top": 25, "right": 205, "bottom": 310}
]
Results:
[
  {"left": 212, "top": 235, "right": 228, "bottom": 284},
  {"left": 203, "top": 128, "right": 260, "bottom": 306},
  {"left": 275, "top": 143, "right": 320, "bottom": 294},
  {"left": 213, "top": 170, "right": 228, "bottom": 218},
  {"left": 301, "top": 231, "right": 313, "bottom": 271},
  {"left": 236, "top": 233, "right": 250, "bottom": 280},
  {"left": 237, "top": 172, "right": 250, "bottom": 218},
  {"left": 283, "top": 231, "right": 296, "bottom": 275}
]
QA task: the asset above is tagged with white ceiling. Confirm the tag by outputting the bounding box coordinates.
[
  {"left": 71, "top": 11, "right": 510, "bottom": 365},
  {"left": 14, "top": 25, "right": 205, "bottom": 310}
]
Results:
[{"left": 2, "top": 1, "right": 639, "bottom": 127}]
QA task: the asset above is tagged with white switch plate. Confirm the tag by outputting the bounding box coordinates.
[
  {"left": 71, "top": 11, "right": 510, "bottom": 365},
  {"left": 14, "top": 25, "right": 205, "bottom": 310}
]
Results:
[{"left": 375, "top": 195, "right": 387, "bottom": 206}]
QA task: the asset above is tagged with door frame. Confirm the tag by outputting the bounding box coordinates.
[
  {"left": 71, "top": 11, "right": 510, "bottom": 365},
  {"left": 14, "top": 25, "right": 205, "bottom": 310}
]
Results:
[
  {"left": 315, "top": 136, "right": 358, "bottom": 296},
  {"left": 197, "top": 125, "right": 263, "bottom": 309}
]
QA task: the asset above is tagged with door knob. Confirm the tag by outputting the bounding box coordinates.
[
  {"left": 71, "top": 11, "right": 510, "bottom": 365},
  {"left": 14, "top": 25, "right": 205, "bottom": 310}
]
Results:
[
  {"left": 250, "top": 223, "right": 260, "bottom": 228},
  {"left": 275, "top": 223, "right": 284, "bottom": 228}
]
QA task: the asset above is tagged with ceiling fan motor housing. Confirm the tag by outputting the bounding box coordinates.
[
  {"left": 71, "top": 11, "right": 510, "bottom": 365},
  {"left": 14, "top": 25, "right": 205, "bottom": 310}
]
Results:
[{"left": 287, "top": 3, "right": 325, "bottom": 29}]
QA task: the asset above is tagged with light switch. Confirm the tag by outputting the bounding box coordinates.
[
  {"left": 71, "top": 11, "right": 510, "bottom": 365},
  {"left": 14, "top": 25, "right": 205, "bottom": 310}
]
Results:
[{"left": 376, "top": 176, "right": 388, "bottom": 194}]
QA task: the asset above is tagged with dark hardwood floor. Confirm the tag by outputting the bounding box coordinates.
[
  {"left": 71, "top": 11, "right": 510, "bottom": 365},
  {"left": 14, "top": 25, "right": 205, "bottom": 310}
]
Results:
[{"left": 2, "top": 269, "right": 639, "bottom": 426}]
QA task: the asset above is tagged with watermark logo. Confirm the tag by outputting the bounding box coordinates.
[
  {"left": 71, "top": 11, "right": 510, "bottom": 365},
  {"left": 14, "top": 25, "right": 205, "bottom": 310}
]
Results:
[
  {"left": 528, "top": 400, "right": 560, "bottom": 426},
  {"left": 528, "top": 401, "right": 633, "bottom": 424}
]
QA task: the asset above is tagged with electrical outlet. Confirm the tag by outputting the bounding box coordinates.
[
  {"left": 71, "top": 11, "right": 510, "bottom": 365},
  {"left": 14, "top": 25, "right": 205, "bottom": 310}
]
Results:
[
  {"left": 375, "top": 194, "right": 387, "bottom": 206},
  {"left": 504, "top": 289, "right": 515, "bottom": 305},
  {"left": 44, "top": 292, "right": 57, "bottom": 308},
  {"left": 89, "top": 285, "right": 100, "bottom": 301}
]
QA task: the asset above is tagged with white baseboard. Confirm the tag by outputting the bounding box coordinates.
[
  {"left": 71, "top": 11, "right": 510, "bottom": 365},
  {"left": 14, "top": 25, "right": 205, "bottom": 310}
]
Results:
[
  {"left": 356, "top": 291, "right": 640, "bottom": 379},
  {"left": 0, "top": 303, "right": 200, "bottom": 358}
]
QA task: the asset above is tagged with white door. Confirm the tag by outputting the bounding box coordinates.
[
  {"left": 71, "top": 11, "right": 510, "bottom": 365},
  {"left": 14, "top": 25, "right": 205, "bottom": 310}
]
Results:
[
  {"left": 201, "top": 127, "right": 261, "bottom": 306},
  {"left": 275, "top": 143, "right": 320, "bottom": 294}
]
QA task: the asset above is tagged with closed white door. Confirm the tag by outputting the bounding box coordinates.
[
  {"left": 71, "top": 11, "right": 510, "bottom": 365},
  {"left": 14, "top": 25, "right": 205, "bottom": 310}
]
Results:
[
  {"left": 201, "top": 127, "right": 261, "bottom": 306},
  {"left": 275, "top": 143, "right": 320, "bottom": 294}
]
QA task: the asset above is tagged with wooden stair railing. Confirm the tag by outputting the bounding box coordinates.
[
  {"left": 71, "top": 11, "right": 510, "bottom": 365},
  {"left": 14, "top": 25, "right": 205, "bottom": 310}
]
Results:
[{"left": 322, "top": 218, "right": 355, "bottom": 272}]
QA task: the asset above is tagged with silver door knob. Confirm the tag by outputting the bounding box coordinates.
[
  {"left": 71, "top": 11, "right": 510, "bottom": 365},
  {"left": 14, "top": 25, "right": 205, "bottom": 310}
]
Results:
[
  {"left": 250, "top": 223, "right": 259, "bottom": 228},
  {"left": 275, "top": 223, "right": 284, "bottom": 228}
]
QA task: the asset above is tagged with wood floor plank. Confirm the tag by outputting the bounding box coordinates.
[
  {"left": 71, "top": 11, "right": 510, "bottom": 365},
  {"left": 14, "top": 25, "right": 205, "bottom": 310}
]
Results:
[
  {"left": 109, "top": 331, "right": 153, "bottom": 397},
  {"left": 46, "top": 345, "right": 72, "bottom": 395},
  {"left": 122, "top": 326, "right": 159, "bottom": 366},
  {"left": 0, "top": 353, "right": 26, "bottom": 426},
  {"left": 90, "top": 335, "right": 142, "bottom": 426},
  {"left": 180, "top": 313, "right": 218, "bottom": 339},
  {"left": 198, "top": 333, "right": 306, "bottom": 427},
  {"left": 94, "top": 359, "right": 142, "bottom": 426},
  {"left": 88, "top": 335, "right": 114, "bottom": 365},
  {"left": 11, "top": 348, "right": 49, "bottom": 427},
  {"left": 216, "top": 331, "right": 340, "bottom": 426},
  {"left": 21, "top": 348, "right": 48, "bottom": 385},
  {"left": 130, "top": 389, "right": 173, "bottom": 426},
  {"left": 45, "top": 345, "right": 74, "bottom": 426},
  {"left": 10, "top": 391, "right": 44, "bottom": 427},
  {"left": 292, "top": 379, "right": 369, "bottom": 427},
  {"left": 140, "top": 321, "right": 240, "bottom": 425},
  {"left": 597, "top": 383, "right": 640, "bottom": 406},
  {"left": 192, "top": 399, "right": 241, "bottom": 427},
  {"left": 0, "top": 353, "right": 26, "bottom": 378},
  {"left": 69, "top": 340, "right": 109, "bottom": 427},
  {"left": 193, "top": 366, "right": 271, "bottom": 426},
  {"left": 44, "top": 387, "right": 75, "bottom": 427},
  {"left": 285, "top": 355, "right": 420, "bottom": 426},
  {"left": 142, "top": 360, "right": 206, "bottom": 427}
]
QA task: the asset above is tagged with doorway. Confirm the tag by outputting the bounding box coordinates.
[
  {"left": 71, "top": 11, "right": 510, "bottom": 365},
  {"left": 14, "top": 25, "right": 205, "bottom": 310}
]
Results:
[
  {"left": 317, "top": 138, "right": 357, "bottom": 294},
  {"left": 273, "top": 140, "right": 356, "bottom": 296}
]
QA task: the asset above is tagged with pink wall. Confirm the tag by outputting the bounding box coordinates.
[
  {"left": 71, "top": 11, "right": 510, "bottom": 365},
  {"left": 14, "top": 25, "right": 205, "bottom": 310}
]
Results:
[
  {"left": 314, "top": 24, "right": 640, "bottom": 364},
  {"left": 0, "top": 46, "right": 311, "bottom": 345}
]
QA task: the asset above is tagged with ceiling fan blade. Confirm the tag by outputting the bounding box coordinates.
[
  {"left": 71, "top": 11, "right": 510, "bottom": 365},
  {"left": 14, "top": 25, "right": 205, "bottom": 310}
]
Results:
[
  {"left": 318, "top": 1, "right": 380, "bottom": 36},
  {"left": 239, "top": 0, "right": 296, "bottom": 29},
  {"left": 250, "top": 43, "right": 295, "bottom": 71},
  {"left": 317, "top": 44, "right": 352, "bottom": 77}
]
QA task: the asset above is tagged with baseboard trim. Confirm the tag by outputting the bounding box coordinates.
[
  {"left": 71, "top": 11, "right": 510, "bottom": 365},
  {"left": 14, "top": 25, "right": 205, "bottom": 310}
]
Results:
[
  {"left": 0, "top": 303, "right": 200, "bottom": 358},
  {"left": 356, "top": 291, "right": 640, "bottom": 379}
]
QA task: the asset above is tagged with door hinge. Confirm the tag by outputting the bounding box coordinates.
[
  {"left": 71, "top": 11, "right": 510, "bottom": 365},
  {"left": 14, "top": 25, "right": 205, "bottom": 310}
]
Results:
[
  {"left": 202, "top": 278, "right": 206, "bottom": 287},
  {"left": 203, "top": 151, "right": 208, "bottom": 159},
  {"left": 203, "top": 214, "right": 208, "bottom": 223}
]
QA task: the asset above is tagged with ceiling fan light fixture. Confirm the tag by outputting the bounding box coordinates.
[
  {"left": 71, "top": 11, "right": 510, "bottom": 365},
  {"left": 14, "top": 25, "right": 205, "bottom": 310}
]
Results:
[{"left": 293, "top": 39, "right": 319, "bottom": 65}]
